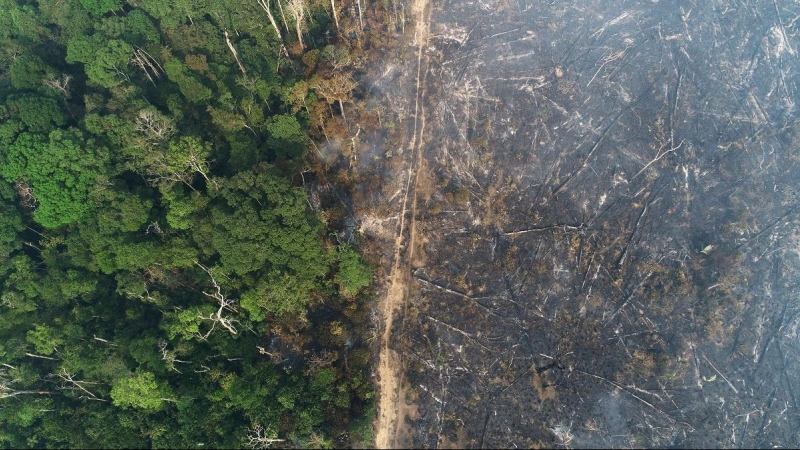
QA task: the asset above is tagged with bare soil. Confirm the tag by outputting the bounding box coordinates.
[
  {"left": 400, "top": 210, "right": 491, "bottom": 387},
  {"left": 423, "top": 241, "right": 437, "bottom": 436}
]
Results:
[{"left": 374, "top": 0, "right": 432, "bottom": 448}]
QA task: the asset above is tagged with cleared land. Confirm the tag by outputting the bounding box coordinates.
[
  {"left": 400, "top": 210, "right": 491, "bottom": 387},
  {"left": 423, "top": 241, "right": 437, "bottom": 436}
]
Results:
[{"left": 364, "top": 0, "right": 800, "bottom": 448}]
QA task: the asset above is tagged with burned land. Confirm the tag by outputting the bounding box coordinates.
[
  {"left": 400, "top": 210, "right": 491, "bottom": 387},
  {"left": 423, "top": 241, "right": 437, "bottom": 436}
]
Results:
[{"left": 359, "top": 0, "right": 800, "bottom": 448}]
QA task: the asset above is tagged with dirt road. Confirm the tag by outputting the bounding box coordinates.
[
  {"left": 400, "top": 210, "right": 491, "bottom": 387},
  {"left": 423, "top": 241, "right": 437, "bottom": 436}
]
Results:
[{"left": 374, "top": 0, "right": 431, "bottom": 448}]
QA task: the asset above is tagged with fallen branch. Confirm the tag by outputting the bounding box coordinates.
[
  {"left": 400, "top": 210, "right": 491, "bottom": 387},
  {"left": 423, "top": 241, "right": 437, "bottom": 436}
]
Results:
[
  {"left": 631, "top": 140, "right": 683, "bottom": 181},
  {"left": 422, "top": 314, "right": 490, "bottom": 351},
  {"left": 603, "top": 271, "right": 653, "bottom": 326},
  {"left": 576, "top": 369, "right": 675, "bottom": 423},
  {"left": 701, "top": 353, "right": 739, "bottom": 394},
  {"left": 93, "top": 335, "right": 118, "bottom": 346},
  {"left": 56, "top": 368, "right": 103, "bottom": 400},
  {"left": 25, "top": 353, "right": 58, "bottom": 361},
  {"left": 503, "top": 224, "right": 584, "bottom": 237}
]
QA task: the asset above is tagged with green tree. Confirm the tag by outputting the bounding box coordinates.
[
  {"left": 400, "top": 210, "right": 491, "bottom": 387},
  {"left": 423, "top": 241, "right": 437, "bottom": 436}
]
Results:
[
  {"left": 8, "top": 54, "right": 52, "bottom": 90},
  {"left": 111, "top": 371, "right": 171, "bottom": 411},
  {"left": 25, "top": 324, "right": 63, "bottom": 356},
  {"left": 209, "top": 165, "right": 327, "bottom": 278},
  {"left": 95, "top": 9, "right": 159, "bottom": 45},
  {"left": 138, "top": 0, "right": 180, "bottom": 29},
  {"left": 0, "top": 110, "right": 24, "bottom": 147},
  {"left": 161, "top": 185, "right": 208, "bottom": 231},
  {"left": 267, "top": 113, "right": 308, "bottom": 160},
  {"left": 67, "top": 36, "right": 132, "bottom": 89},
  {"left": 241, "top": 270, "right": 319, "bottom": 320},
  {"left": 1, "top": 129, "right": 109, "bottom": 228},
  {"left": 0, "top": 0, "right": 46, "bottom": 41},
  {"left": 0, "top": 0, "right": 374, "bottom": 446},
  {"left": 36, "top": 0, "right": 93, "bottom": 42},
  {"left": 0, "top": 255, "right": 39, "bottom": 314},
  {"left": 163, "top": 58, "right": 213, "bottom": 103},
  {"left": 335, "top": 245, "right": 372, "bottom": 297},
  {"left": 161, "top": 307, "right": 204, "bottom": 341},
  {"left": 0, "top": 185, "right": 24, "bottom": 262},
  {"left": 124, "top": 10, "right": 160, "bottom": 43},
  {"left": 7, "top": 95, "right": 66, "bottom": 133},
  {"left": 79, "top": 0, "right": 121, "bottom": 17},
  {"left": 208, "top": 105, "right": 246, "bottom": 133},
  {"left": 96, "top": 190, "right": 153, "bottom": 234}
]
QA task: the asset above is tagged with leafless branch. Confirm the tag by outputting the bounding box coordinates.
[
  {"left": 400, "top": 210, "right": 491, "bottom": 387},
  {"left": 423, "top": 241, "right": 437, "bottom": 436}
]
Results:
[
  {"left": 256, "top": 0, "right": 290, "bottom": 57},
  {"left": 55, "top": 368, "right": 102, "bottom": 400},
  {"left": 14, "top": 180, "right": 38, "bottom": 209},
  {"left": 244, "top": 424, "right": 284, "bottom": 449},
  {"left": 224, "top": 30, "right": 247, "bottom": 76},
  {"left": 25, "top": 352, "right": 58, "bottom": 361},
  {"left": 92, "top": 335, "right": 118, "bottom": 346},
  {"left": 43, "top": 74, "right": 72, "bottom": 97},
  {"left": 195, "top": 262, "right": 240, "bottom": 338}
]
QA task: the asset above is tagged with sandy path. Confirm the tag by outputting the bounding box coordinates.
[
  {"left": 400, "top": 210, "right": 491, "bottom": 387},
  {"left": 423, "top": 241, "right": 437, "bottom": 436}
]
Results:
[{"left": 374, "top": 0, "right": 431, "bottom": 448}]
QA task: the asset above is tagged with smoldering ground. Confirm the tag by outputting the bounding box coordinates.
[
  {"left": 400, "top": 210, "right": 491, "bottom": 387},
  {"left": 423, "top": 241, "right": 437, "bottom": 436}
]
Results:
[{"left": 357, "top": 0, "right": 800, "bottom": 448}]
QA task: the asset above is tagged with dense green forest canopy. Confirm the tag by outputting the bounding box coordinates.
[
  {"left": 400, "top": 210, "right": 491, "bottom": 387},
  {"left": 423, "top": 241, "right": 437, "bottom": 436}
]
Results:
[{"left": 0, "top": 0, "right": 375, "bottom": 447}]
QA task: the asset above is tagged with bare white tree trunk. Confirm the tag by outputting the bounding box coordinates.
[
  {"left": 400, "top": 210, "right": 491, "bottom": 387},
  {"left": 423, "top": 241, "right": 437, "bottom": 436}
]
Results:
[
  {"left": 158, "top": 341, "right": 190, "bottom": 374},
  {"left": 276, "top": 0, "right": 290, "bottom": 33},
  {"left": 130, "top": 47, "right": 164, "bottom": 87},
  {"left": 310, "top": 72, "right": 357, "bottom": 122},
  {"left": 330, "top": 0, "right": 339, "bottom": 32},
  {"left": 256, "top": 0, "right": 282, "bottom": 40},
  {"left": 287, "top": 0, "right": 307, "bottom": 50},
  {"left": 356, "top": 0, "right": 364, "bottom": 31},
  {"left": 224, "top": 30, "right": 248, "bottom": 76},
  {"left": 338, "top": 98, "right": 347, "bottom": 123},
  {"left": 92, "top": 335, "right": 119, "bottom": 346},
  {"left": 256, "top": 0, "right": 288, "bottom": 57},
  {"left": 135, "top": 109, "right": 176, "bottom": 145},
  {"left": 1, "top": 368, "right": 52, "bottom": 399}
]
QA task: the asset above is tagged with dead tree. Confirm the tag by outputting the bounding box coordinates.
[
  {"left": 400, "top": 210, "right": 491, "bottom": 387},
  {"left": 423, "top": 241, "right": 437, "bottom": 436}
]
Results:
[
  {"left": 43, "top": 74, "right": 72, "bottom": 97},
  {"left": 257, "top": 346, "right": 289, "bottom": 365},
  {"left": 135, "top": 109, "right": 176, "bottom": 145},
  {"left": 54, "top": 368, "right": 105, "bottom": 401},
  {"left": 632, "top": 140, "right": 684, "bottom": 181},
  {"left": 111, "top": 64, "right": 130, "bottom": 83},
  {"left": 145, "top": 221, "right": 164, "bottom": 235},
  {"left": 134, "top": 118, "right": 218, "bottom": 190},
  {"left": 310, "top": 73, "right": 357, "bottom": 123},
  {"left": 304, "top": 349, "right": 338, "bottom": 375},
  {"left": 92, "top": 335, "right": 118, "bottom": 347},
  {"left": 276, "top": 0, "right": 290, "bottom": 36},
  {"left": 130, "top": 47, "right": 163, "bottom": 87},
  {"left": 183, "top": 148, "right": 216, "bottom": 187},
  {"left": 1, "top": 368, "right": 52, "bottom": 399},
  {"left": 14, "top": 180, "right": 38, "bottom": 209},
  {"left": 158, "top": 340, "right": 190, "bottom": 373},
  {"left": 195, "top": 262, "right": 239, "bottom": 339},
  {"left": 244, "top": 424, "right": 284, "bottom": 449},
  {"left": 356, "top": 0, "right": 364, "bottom": 31},
  {"left": 25, "top": 353, "right": 58, "bottom": 361}
]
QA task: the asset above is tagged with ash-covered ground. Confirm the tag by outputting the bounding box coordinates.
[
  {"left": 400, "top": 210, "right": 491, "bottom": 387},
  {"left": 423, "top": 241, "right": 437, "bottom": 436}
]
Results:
[{"left": 362, "top": 0, "right": 800, "bottom": 447}]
